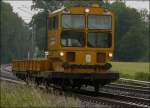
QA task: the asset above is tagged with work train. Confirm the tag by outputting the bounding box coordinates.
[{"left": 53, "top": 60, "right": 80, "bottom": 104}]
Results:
[{"left": 12, "top": 5, "right": 119, "bottom": 92}]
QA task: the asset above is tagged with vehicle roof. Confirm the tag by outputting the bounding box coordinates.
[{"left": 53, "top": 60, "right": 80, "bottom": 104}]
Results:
[{"left": 48, "top": 5, "right": 114, "bottom": 17}]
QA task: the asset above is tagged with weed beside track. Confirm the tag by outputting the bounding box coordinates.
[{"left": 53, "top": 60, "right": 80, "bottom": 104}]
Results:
[{"left": 0, "top": 81, "right": 80, "bottom": 107}]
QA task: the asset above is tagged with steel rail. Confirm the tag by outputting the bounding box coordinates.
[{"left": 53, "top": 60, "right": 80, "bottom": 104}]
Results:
[
  {"left": 106, "top": 84, "right": 150, "bottom": 94},
  {"left": 77, "top": 94, "right": 148, "bottom": 108},
  {"left": 119, "top": 78, "right": 150, "bottom": 85},
  {"left": 70, "top": 89, "right": 149, "bottom": 108},
  {"left": 104, "top": 83, "right": 150, "bottom": 97},
  {"left": 0, "top": 77, "right": 25, "bottom": 85},
  {"left": 98, "top": 91, "right": 150, "bottom": 106},
  {"left": 110, "top": 83, "right": 150, "bottom": 91}
]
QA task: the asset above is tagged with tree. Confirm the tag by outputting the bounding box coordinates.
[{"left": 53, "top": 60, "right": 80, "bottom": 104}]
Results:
[
  {"left": 118, "top": 25, "right": 147, "bottom": 61},
  {"left": 1, "top": 2, "right": 31, "bottom": 63},
  {"left": 110, "top": 2, "right": 149, "bottom": 61}
]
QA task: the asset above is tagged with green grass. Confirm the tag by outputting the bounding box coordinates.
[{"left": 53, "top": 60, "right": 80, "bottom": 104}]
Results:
[
  {"left": 0, "top": 81, "right": 80, "bottom": 107},
  {"left": 111, "top": 62, "right": 150, "bottom": 81}
]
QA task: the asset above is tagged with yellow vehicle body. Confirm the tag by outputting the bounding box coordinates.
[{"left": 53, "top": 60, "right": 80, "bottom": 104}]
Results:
[
  {"left": 12, "top": 59, "right": 51, "bottom": 72},
  {"left": 12, "top": 5, "right": 119, "bottom": 91},
  {"left": 47, "top": 6, "right": 115, "bottom": 73}
]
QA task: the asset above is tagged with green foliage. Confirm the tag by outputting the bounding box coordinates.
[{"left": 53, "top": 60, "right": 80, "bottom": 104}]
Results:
[
  {"left": 119, "top": 72, "right": 150, "bottom": 81},
  {"left": 110, "top": 2, "right": 149, "bottom": 61},
  {"left": 64, "top": 0, "right": 104, "bottom": 7},
  {"left": 120, "top": 73, "right": 133, "bottom": 79},
  {"left": 31, "top": 0, "right": 104, "bottom": 11},
  {"left": 32, "top": 0, "right": 64, "bottom": 11},
  {"left": 111, "top": 62, "right": 150, "bottom": 81},
  {"left": 1, "top": 2, "right": 31, "bottom": 63},
  {"left": 111, "top": 62, "right": 149, "bottom": 74},
  {"left": 118, "top": 25, "right": 147, "bottom": 61},
  {"left": 134, "top": 72, "right": 150, "bottom": 81},
  {"left": 31, "top": 11, "right": 47, "bottom": 50}
]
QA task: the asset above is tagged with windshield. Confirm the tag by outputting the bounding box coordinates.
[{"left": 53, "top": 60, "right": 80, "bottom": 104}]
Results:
[
  {"left": 62, "top": 15, "right": 84, "bottom": 29},
  {"left": 88, "top": 15, "right": 112, "bottom": 29},
  {"left": 87, "top": 32, "right": 112, "bottom": 48},
  {"left": 61, "top": 31, "right": 84, "bottom": 47}
]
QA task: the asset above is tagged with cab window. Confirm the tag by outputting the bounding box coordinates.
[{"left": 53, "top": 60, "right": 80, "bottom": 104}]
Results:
[
  {"left": 87, "top": 32, "right": 112, "bottom": 48},
  {"left": 88, "top": 15, "right": 112, "bottom": 29},
  {"left": 61, "top": 31, "right": 84, "bottom": 47},
  {"left": 62, "top": 15, "right": 85, "bottom": 29}
]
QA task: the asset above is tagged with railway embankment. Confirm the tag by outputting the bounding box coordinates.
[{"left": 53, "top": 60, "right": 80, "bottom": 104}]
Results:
[
  {"left": 1, "top": 64, "right": 149, "bottom": 108},
  {"left": 0, "top": 81, "right": 80, "bottom": 107}
]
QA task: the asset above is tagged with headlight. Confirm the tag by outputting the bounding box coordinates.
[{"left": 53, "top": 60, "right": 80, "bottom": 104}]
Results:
[
  {"left": 109, "top": 53, "right": 113, "bottom": 57},
  {"left": 60, "top": 52, "right": 64, "bottom": 56},
  {"left": 44, "top": 51, "right": 48, "bottom": 56},
  {"left": 85, "top": 8, "right": 90, "bottom": 13}
]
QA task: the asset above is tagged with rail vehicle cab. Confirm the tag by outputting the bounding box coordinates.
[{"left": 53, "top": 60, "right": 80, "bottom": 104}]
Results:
[
  {"left": 12, "top": 5, "right": 119, "bottom": 92},
  {"left": 47, "top": 5, "right": 119, "bottom": 91},
  {"left": 48, "top": 5, "right": 115, "bottom": 73}
]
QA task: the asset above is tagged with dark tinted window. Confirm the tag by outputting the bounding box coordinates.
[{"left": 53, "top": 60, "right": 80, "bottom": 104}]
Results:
[
  {"left": 61, "top": 31, "right": 84, "bottom": 47},
  {"left": 88, "top": 15, "right": 112, "bottom": 29},
  {"left": 88, "top": 32, "right": 112, "bottom": 48},
  {"left": 62, "top": 15, "right": 84, "bottom": 29},
  {"left": 49, "top": 16, "right": 58, "bottom": 30}
]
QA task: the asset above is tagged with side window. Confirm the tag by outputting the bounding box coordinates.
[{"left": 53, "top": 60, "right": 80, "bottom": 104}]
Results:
[
  {"left": 53, "top": 16, "right": 58, "bottom": 29},
  {"left": 49, "top": 16, "right": 58, "bottom": 30},
  {"left": 49, "top": 17, "right": 53, "bottom": 30}
]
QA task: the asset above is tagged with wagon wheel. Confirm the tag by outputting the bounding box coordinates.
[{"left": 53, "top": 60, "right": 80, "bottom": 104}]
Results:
[
  {"left": 31, "top": 77, "right": 39, "bottom": 88},
  {"left": 70, "top": 79, "right": 75, "bottom": 89},
  {"left": 77, "top": 85, "right": 82, "bottom": 90},
  {"left": 45, "top": 79, "right": 51, "bottom": 90},
  {"left": 94, "top": 84, "right": 100, "bottom": 93},
  {"left": 61, "top": 79, "right": 66, "bottom": 90},
  {"left": 25, "top": 73, "right": 30, "bottom": 85},
  {"left": 71, "top": 80, "right": 81, "bottom": 90},
  {"left": 34, "top": 77, "right": 40, "bottom": 87}
]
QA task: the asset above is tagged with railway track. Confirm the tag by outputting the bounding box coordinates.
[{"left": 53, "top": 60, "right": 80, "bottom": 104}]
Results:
[
  {"left": 52, "top": 86, "right": 149, "bottom": 108},
  {"left": 1, "top": 76, "right": 149, "bottom": 108},
  {"left": 110, "top": 83, "right": 150, "bottom": 92},
  {"left": 103, "top": 83, "right": 150, "bottom": 99},
  {"left": 73, "top": 91, "right": 149, "bottom": 108},
  {"left": 117, "top": 78, "right": 150, "bottom": 87},
  {"left": 1, "top": 64, "right": 150, "bottom": 108},
  {"left": 0, "top": 77, "right": 25, "bottom": 85}
]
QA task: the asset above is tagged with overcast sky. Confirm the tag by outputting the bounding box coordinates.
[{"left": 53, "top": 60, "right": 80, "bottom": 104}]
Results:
[{"left": 4, "top": 0, "right": 150, "bottom": 23}]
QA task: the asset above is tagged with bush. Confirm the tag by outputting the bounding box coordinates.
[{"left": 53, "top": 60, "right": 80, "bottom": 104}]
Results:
[
  {"left": 120, "top": 72, "right": 150, "bottom": 81},
  {"left": 134, "top": 72, "right": 150, "bottom": 81},
  {"left": 120, "top": 73, "right": 133, "bottom": 79}
]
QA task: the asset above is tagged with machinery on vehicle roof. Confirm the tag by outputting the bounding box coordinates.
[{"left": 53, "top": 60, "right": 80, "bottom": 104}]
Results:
[{"left": 12, "top": 4, "right": 119, "bottom": 92}]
